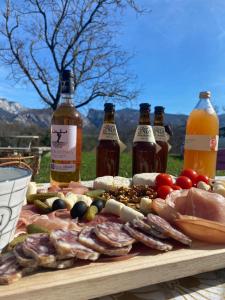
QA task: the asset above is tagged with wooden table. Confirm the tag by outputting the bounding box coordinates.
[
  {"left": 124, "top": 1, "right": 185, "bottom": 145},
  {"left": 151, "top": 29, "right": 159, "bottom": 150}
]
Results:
[{"left": 1, "top": 242, "right": 225, "bottom": 300}]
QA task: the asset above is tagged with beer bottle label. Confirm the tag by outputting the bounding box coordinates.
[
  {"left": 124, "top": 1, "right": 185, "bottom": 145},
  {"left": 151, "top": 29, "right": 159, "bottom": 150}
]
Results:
[
  {"left": 133, "top": 125, "right": 156, "bottom": 143},
  {"left": 153, "top": 126, "right": 168, "bottom": 142},
  {"left": 51, "top": 125, "right": 77, "bottom": 172},
  {"left": 98, "top": 123, "right": 120, "bottom": 141},
  {"left": 185, "top": 135, "right": 219, "bottom": 152}
]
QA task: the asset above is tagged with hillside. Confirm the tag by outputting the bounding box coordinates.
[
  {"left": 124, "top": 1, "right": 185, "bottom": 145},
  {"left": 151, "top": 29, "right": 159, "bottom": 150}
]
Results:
[{"left": 1, "top": 97, "right": 225, "bottom": 152}]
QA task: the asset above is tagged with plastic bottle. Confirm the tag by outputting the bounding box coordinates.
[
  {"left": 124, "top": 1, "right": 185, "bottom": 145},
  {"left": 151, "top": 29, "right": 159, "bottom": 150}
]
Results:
[{"left": 184, "top": 91, "right": 219, "bottom": 178}]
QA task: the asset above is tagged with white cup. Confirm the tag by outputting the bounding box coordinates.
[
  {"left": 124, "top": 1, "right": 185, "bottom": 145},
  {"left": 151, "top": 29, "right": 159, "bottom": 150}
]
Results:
[{"left": 0, "top": 167, "right": 32, "bottom": 251}]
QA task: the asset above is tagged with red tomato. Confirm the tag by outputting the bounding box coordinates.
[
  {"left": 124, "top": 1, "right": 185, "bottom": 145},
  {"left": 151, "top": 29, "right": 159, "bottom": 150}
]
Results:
[
  {"left": 172, "top": 185, "right": 182, "bottom": 190},
  {"left": 180, "top": 169, "right": 198, "bottom": 184},
  {"left": 155, "top": 173, "right": 173, "bottom": 188},
  {"left": 176, "top": 176, "right": 193, "bottom": 189},
  {"left": 157, "top": 185, "right": 174, "bottom": 199},
  {"left": 196, "top": 175, "right": 209, "bottom": 184}
]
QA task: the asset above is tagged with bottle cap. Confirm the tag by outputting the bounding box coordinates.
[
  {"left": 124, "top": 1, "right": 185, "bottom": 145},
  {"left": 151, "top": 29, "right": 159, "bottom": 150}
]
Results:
[
  {"left": 199, "top": 91, "right": 211, "bottom": 99},
  {"left": 61, "top": 70, "right": 74, "bottom": 94},
  {"left": 104, "top": 103, "right": 115, "bottom": 111},
  {"left": 140, "top": 103, "right": 150, "bottom": 110},
  {"left": 154, "top": 106, "right": 165, "bottom": 113}
]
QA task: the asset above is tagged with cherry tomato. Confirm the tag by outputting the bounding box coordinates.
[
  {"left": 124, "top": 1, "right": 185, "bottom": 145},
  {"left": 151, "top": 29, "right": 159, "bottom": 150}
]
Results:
[
  {"left": 196, "top": 175, "right": 209, "bottom": 185},
  {"left": 155, "top": 173, "right": 173, "bottom": 188},
  {"left": 180, "top": 169, "right": 198, "bottom": 184},
  {"left": 172, "top": 185, "right": 182, "bottom": 190},
  {"left": 176, "top": 176, "right": 193, "bottom": 189},
  {"left": 157, "top": 185, "right": 173, "bottom": 199}
]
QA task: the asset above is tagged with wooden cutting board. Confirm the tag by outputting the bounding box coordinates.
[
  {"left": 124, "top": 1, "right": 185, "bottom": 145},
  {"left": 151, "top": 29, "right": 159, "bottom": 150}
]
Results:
[{"left": 1, "top": 242, "right": 225, "bottom": 300}]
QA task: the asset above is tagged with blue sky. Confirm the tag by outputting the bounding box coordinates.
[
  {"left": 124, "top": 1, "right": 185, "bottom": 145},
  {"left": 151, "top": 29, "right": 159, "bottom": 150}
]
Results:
[{"left": 1, "top": 0, "right": 225, "bottom": 115}]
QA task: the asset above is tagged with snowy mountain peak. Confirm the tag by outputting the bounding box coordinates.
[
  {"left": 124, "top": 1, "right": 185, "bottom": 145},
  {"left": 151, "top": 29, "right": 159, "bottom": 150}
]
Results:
[{"left": 0, "top": 98, "right": 26, "bottom": 114}]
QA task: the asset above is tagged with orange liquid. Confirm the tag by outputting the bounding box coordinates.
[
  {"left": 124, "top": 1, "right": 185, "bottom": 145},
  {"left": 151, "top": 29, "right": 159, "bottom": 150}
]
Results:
[{"left": 184, "top": 109, "right": 219, "bottom": 178}]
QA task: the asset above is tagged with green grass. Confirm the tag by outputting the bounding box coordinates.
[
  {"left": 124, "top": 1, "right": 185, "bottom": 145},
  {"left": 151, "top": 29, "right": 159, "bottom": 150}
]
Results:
[
  {"left": 36, "top": 152, "right": 225, "bottom": 183},
  {"left": 35, "top": 152, "right": 185, "bottom": 183}
]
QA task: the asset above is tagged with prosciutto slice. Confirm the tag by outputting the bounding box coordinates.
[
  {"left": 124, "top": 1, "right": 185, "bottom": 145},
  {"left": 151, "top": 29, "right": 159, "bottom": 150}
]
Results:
[
  {"left": 94, "top": 222, "right": 135, "bottom": 248},
  {"left": 32, "top": 215, "right": 81, "bottom": 232},
  {"left": 50, "top": 229, "right": 100, "bottom": 261},
  {"left": 166, "top": 188, "right": 225, "bottom": 224},
  {"left": 79, "top": 226, "right": 132, "bottom": 256},
  {"left": 124, "top": 223, "right": 173, "bottom": 251}
]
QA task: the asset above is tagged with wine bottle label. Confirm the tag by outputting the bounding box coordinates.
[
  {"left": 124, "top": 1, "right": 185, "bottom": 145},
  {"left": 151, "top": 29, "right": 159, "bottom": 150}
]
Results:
[
  {"left": 51, "top": 125, "right": 77, "bottom": 168},
  {"left": 98, "top": 123, "right": 120, "bottom": 141},
  {"left": 133, "top": 125, "right": 156, "bottom": 143},
  {"left": 185, "top": 135, "right": 219, "bottom": 151},
  {"left": 51, "top": 162, "right": 76, "bottom": 172},
  {"left": 153, "top": 126, "right": 168, "bottom": 142}
]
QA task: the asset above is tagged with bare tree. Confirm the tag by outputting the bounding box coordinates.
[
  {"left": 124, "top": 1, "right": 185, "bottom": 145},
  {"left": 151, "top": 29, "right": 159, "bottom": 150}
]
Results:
[{"left": 0, "top": 0, "right": 142, "bottom": 110}]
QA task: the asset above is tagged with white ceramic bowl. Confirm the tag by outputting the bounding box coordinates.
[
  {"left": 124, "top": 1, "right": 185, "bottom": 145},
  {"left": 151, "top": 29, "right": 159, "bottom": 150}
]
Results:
[{"left": 0, "top": 167, "right": 32, "bottom": 251}]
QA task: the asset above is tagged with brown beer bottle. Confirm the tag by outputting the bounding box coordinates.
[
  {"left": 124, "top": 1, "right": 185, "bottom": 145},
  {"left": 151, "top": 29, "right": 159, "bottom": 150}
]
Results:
[
  {"left": 96, "top": 103, "right": 120, "bottom": 177},
  {"left": 132, "top": 103, "right": 157, "bottom": 175},
  {"left": 153, "top": 106, "right": 169, "bottom": 173},
  {"left": 50, "top": 70, "right": 82, "bottom": 186}
]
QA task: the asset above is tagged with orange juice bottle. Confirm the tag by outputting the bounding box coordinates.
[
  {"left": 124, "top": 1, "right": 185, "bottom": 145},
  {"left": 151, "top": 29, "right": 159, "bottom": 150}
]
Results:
[{"left": 184, "top": 91, "right": 219, "bottom": 178}]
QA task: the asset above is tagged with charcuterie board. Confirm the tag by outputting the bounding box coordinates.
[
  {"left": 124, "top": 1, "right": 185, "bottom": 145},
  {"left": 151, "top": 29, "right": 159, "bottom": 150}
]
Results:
[{"left": 1, "top": 242, "right": 225, "bottom": 300}]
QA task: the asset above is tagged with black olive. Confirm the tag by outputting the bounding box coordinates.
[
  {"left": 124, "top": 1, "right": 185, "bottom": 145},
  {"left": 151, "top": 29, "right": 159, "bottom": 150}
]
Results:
[
  {"left": 52, "top": 199, "right": 67, "bottom": 211},
  {"left": 92, "top": 199, "right": 105, "bottom": 213},
  {"left": 70, "top": 201, "right": 88, "bottom": 219}
]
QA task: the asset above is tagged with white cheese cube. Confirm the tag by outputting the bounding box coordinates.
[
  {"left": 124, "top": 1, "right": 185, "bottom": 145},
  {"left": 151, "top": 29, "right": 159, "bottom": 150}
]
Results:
[
  {"left": 140, "top": 197, "right": 152, "bottom": 214},
  {"left": 93, "top": 176, "right": 114, "bottom": 191},
  {"left": 120, "top": 205, "right": 144, "bottom": 222},
  {"left": 197, "top": 181, "right": 211, "bottom": 191},
  {"left": 113, "top": 176, "right": 131, "bottom": 190},
  {"left": 103, "top": 199, "right": 125, "bottom": 216}
]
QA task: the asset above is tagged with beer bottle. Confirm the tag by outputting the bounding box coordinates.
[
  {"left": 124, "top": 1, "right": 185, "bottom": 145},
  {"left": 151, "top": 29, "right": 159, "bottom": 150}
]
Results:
[
  {"left": 96, "top": 103, "right": 120, "bottom": 177},
  {"left": 153, "top": 106, "right": 169, "bottom": 172},
  {"left": 132, "top": 103, "right": 157, "bottom": 175},
  {"left": 50, "top": 70, "right": 83, "bottom": 186}
]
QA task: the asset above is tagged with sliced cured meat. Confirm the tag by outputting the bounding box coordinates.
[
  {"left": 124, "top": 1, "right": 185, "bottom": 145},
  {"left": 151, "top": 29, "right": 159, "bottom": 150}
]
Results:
[
  {"left": 0, "top": 252, "right": 22, "bottom": 284},
  {"left": 147, "top": 214, "right": 192, "bottom": 246},
  {"left": 132, "top": 218, "right": 167, "bottom": 239},
  {"left": 79, "top": 213, "right": 121, "bottom": 227},
  {"left": 94, "top": 222, "right": 135, "bottom": 247},
  {"left": 22, "top": 233, "right": 56, "bottom": 266},
  {"left": 166, "top": 188, "right": 225, "bottom": 224},
  {"left": 13, "top": 244, "right": 38, "bottom": 268},
  {"left": 16, "top": 208, "right": 41, "bottom": 236},
  {"left": 79, "top": 226, "right": 132, "bottom": 256},
  {"left": 68, "top": 181, "right": 89, "bottom": 194},
  {"left": 44, "top": 258, "right": 75, "bottom": 269},
  {"left": 50, "top": 229, "right": 100, "bottom": 261},
  {"left": 32, "top": 215, "right": 81, "bottom": 232},
  {"left": 152, "top": 198, "right": 180, "bottom": 223},
  {"left": 48, "top": 209, "right": 71, "bottom": 220},
  {"left": 123, "top": 223, "right": 173, "bottom": 251}
]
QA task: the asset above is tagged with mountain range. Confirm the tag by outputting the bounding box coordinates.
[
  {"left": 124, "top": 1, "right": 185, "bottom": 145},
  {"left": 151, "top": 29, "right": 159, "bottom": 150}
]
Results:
[{"left": 1, "top": 97, "right": 225, "bottom": 151}]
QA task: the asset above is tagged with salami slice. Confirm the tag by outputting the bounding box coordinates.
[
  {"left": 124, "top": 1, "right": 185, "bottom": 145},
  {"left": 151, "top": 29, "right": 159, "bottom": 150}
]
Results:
[
  {"left": 94, "top": 222, "right": 135, "bottom": 248},
  {"left": 13, "top": 244, "right": 38, "bottom": 268},
  {"left": 123, "top": 223, "right": 173, "bottom": 251},
  {"left": 0, "top": 252, "right": 22, "bottom": 285},
  {"left": 50, "top": 229, "right": 100, "bottom": 261},
  {"left": 44, "top": 258, "right": 75, "bottom": 269},
  {"left": 79, "top": 226, "right": 132, "bottom": 256},
  {"left": 132, "top": 218, "right": 167, "bottom": 239},
  {"left": 22, "top": 233, "right": 56, "bottom": 266},
  {"left": 147, "top": 214, "right": 192, "bottom": 246}
]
